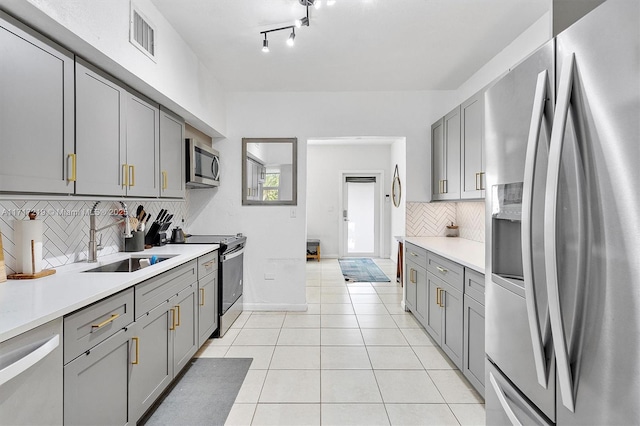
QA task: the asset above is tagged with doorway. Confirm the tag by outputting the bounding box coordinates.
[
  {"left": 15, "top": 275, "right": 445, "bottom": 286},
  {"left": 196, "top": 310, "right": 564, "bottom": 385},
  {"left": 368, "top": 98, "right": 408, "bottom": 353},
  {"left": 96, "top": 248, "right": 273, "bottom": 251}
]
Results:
[{"left": 341, "top": 173, "right": 382, "bottom": 258}]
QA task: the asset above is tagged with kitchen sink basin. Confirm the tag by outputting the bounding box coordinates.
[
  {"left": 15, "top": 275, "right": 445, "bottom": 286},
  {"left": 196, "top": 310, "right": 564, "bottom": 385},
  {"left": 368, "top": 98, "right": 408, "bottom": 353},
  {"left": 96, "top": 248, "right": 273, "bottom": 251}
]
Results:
[{"left": 83, "top": 255, "right": 176, "bottom": 273}]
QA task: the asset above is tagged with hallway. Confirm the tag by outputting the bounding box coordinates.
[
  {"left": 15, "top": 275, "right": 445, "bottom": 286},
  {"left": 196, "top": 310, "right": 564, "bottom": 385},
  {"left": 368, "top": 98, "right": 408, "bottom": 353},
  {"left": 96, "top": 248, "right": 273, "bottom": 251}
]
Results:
[{"left": 196, "top": 258, "right": 485, "bottom": 425}]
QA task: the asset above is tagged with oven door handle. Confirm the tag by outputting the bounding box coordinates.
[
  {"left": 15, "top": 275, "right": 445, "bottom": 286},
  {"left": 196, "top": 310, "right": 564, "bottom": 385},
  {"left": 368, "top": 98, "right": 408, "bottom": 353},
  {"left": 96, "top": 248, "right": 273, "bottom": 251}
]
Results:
[{"left": 222, "top": 247, "right": 245, "bottom": 262}]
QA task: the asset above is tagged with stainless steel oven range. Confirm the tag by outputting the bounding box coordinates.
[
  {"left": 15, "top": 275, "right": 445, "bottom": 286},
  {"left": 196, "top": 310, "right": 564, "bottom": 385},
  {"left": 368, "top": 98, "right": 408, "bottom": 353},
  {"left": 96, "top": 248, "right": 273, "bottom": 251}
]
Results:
[{"left": 176, "top": 234, "right": 246, "bottom": 337}]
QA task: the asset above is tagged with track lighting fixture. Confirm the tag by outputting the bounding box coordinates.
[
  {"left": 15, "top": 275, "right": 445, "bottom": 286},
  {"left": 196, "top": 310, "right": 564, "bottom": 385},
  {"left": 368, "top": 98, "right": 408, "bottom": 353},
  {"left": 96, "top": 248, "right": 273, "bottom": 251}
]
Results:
[{"left": 259, "top": 0, "right": 315, "bottom": 52}]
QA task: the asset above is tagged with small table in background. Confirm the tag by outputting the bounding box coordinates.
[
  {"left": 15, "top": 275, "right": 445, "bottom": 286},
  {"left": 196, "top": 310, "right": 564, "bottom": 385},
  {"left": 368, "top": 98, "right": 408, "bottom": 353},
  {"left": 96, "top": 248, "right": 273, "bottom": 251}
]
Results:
[
  {"left": 307, "top": 239, "right": 320, "bottom": 262},
  {"left": 395, "top": 236, "right": 404, "bottom": 286}
]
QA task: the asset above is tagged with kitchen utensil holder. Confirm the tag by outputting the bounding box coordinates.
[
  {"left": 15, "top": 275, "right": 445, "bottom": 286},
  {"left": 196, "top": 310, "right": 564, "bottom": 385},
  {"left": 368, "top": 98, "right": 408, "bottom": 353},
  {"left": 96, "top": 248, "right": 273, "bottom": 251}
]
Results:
[{"left": 125, "top": 231, "right": 144, "bottom": 252}]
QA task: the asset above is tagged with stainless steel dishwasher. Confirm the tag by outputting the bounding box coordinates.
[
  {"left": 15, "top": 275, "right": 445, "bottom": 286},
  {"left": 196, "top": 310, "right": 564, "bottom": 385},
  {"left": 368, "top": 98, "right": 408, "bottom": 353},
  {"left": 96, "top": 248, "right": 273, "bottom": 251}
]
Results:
[{"left": 0, "top": 318, "right": 63, "bottom": 425}]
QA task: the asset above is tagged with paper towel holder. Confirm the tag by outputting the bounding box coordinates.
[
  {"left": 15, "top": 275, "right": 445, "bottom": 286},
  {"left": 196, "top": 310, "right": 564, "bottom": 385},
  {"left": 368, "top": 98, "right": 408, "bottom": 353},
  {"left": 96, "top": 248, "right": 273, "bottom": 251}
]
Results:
[{"left": 7, "top": 211, "right": 56, "bottom": 280}]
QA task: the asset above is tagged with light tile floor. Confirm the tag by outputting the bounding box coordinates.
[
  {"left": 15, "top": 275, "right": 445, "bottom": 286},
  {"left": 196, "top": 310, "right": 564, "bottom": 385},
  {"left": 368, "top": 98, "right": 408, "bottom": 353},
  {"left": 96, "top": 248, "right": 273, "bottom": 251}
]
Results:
[{"left": 196, "top": 258, "right": 485, "bottom": 426}]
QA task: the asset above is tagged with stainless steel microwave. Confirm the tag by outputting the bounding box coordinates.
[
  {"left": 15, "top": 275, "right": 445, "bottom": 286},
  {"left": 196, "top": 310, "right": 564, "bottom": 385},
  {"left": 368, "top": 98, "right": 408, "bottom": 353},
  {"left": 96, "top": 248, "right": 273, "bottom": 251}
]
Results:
[{"left": 186, "top": 138, "right": 220, "bottom": 187}]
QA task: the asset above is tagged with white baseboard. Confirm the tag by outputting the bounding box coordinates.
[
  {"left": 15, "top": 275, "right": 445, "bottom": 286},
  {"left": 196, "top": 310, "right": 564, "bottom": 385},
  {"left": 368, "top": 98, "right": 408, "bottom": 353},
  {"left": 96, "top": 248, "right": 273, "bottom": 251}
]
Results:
[{"left": 243, "top": 303, "right": 308, "bottom": 312}]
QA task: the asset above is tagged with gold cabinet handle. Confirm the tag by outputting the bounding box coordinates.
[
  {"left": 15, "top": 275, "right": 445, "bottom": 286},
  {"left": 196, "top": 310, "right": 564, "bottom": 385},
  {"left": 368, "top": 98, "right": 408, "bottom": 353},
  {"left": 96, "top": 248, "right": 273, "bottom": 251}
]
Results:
[
  {"left": 436, "top": 266, "right": 448, "bottom": 274},
  {"left": 129, "top": 165, "right": 135, "bottom": 187},
  {"left": 480, "top": 172, "right": 485, "bottom": 190},
  {"left": 443, "top": 179, "right": 448, "bottom": 194},
  {"left": 175, "top": 305, "right": 181, "bottom": 327},
  {"left": 409, "top": 268, "right": 416, "bottom": 284},
  {"left": 436, "top": 288, "right": 441, "bottom": 306},
  {"left": 203, "top": 260, "right": 216, "bottom": 268},
  {"left": 475, "top": 172, "right": 480, "bottom": 190},
  {"left": 122, "top": 164, "right": 128, "bottom": 188},
  {"left": 200, "top": 288, "right": 205, "bottom": 306},
  {"left": 68, "top": 153, "right": 77, "bottom": 182},
  {"left": 441, "top": 289, "right": 446, "bottom": 307},
  {"left": 162, "top": 171, "right": 168, "bottom": 190},
  {"left": 409, "top": 252, "right": 418, "bottom": 257},
  {"left": 170, "top": 308, "right": 176, "bottom": 330},
  {"left": 132, "top": 337, "right": 139, "bottom": 365},
  {"left": 91, "top": 313, "right": 119, "bottom": 329}
]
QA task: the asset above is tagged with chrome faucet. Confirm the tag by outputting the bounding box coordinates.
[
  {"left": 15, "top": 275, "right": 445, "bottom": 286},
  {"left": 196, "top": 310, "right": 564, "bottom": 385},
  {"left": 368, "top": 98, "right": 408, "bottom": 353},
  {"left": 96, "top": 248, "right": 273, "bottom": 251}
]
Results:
[{"left": 88, "top": 201, "right": 133, "bottom": 262}]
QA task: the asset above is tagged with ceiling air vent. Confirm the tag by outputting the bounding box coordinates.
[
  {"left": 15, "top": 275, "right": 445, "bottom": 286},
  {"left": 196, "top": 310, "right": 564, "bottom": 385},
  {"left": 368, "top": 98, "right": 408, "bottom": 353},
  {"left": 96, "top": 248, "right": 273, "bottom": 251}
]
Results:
[{"left": 130, "top": 6, "right": 156, "bottom": 61}]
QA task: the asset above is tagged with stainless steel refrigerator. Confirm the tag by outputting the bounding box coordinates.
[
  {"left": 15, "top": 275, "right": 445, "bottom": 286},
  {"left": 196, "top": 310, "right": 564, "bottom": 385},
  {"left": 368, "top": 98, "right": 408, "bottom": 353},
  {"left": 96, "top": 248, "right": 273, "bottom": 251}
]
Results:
[{"left": 484, "top": 0, "right": 640, "bottom": 424}]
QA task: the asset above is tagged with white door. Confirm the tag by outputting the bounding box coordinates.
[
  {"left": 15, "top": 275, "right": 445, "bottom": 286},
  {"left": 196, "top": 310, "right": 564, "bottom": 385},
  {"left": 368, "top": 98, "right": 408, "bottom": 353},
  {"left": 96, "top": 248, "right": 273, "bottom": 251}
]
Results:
[{"left": 342, "top": 175, "right": 380, "bottom": 257}]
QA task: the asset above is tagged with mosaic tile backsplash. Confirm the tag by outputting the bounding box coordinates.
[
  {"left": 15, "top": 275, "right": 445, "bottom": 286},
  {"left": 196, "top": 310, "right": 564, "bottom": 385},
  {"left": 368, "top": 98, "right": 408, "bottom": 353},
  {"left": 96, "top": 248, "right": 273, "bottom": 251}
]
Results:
[
  {"left": 0, "top": 198, "right": 187, "bottom": 275},
  {"left": 406, "top": 201, "right": 485, "bottom": 243}
]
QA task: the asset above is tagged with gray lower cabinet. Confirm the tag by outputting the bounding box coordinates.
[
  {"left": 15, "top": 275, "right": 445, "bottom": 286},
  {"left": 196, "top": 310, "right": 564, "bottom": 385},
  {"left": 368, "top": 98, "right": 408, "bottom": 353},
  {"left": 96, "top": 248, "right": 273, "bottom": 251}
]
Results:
[
  {"left": 405, "top": 260, "right": 427, "bottom": 324},
  {"left": 130, "top": 260, "right": 198, "bottom": 422},
  {"left": 425, "top": 272, "right": 463, "bottom": 369},
  {"left": 198, "top": 272, "right": 219, "bottom": 347},
  {"left": 440, "top": 280, "right": 464, "bottom": 368},
  {"left": 425, "top": 272, "right": 443, "bottom": 342},
  {"left": 0, "top": 11, "right": 74, "bottom": 194},
  {"left": 463, "top": 268, "right": 485, "bottom": 395},
  {"left": 63, "top": 327, "right": 134, "bottom": 426},
  {"left": 0, "top": 318, "right": 63, "bottom": 426},
  {"left": 172, "top": 282, "right": 199, "bottom": 373},
  {"left": 463, "top": 293, "right": 485, "bottom": 394},
  {"left": 159, "top": 107, "right": 186, "bottom": 198},
  {"left": 129, "top": 301, "right": 173, "bottom": 423}
]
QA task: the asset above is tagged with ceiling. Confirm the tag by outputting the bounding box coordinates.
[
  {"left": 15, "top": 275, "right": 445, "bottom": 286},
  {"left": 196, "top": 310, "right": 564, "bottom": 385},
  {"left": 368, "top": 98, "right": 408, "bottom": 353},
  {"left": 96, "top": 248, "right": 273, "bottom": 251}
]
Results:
[{"left": 150, "top": 0, "right": 549, "bottom": 92}]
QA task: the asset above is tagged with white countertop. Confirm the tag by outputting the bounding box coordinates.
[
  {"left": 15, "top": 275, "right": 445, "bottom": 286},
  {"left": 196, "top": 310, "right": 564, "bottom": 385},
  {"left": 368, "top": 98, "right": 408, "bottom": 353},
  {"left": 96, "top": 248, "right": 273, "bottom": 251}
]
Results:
[
  {"left": 404, "top": 237, "right": 485, "bottom": 274},
  {"left": 0, "top": 244, "right": 219, "bottom": 343}
]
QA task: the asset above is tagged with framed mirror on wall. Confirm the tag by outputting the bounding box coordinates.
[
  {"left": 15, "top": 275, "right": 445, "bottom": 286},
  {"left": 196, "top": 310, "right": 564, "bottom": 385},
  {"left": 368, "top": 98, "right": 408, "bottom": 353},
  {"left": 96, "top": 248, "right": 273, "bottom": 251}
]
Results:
[
  {"left": 392, "top": 164, "right": 402, "bottom": 207},
  {"left": 242, "top": 137, "right": 297, "bottom": 206}
]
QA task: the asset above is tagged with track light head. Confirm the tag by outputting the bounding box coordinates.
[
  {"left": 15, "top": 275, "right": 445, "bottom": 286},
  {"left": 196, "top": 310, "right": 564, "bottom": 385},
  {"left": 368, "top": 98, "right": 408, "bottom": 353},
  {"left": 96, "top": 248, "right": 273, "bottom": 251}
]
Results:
[
  {"left": 262, "top": 36, "right": 269, "bottom": 52},
  {"left": 287, "top": 29, "right": 296, "bottom": 46},
  {"left": 295, "top": 16, "right": 309, "bottom": 28}
]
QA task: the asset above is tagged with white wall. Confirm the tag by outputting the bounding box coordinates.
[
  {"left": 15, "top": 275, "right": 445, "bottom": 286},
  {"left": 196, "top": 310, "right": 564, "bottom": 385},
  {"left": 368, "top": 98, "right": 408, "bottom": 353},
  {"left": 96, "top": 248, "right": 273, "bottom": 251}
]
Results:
[
  {"left": 307, "top": 144, "right": 392, "bottom": 259},
  {"left": 1, "top": 0, "right": 226, "bottom": 136},
  {"left": 455, "top": 12, "right": 551, "bottom": 105},
  {"left": 390, "top": 139, "right": 407, "bottom": 264},
  {"left": 187, "top": 90, "right": 452, "bottom": 310}
]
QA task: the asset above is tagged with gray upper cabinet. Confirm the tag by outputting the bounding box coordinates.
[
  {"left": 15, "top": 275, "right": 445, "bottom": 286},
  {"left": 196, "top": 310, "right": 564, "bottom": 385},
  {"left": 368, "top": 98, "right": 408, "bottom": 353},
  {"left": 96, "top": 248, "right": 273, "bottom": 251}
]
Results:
[
  {"left": 0, "top": 11, "right": 74, "bottom": 194},
  {"left": 159, "top": 107, "right": 186, "bottom": 198},
  {"left": 76, "top": 59, "right": 160, "bottom": 197},
  {"left": 431, "top": 118, "right": 445, "bottom": 200},
  {"left": 432, "top": 106, "right": 461, "bottom": 201},
  {"left": 125, "top": 92, "right": 160, "bottom": 197},
  {"left": 76, "top": 59, "right": 127, "bottom": 196},
  {"left": 460, "top": 91, "right": 485, "bottom": 199}
]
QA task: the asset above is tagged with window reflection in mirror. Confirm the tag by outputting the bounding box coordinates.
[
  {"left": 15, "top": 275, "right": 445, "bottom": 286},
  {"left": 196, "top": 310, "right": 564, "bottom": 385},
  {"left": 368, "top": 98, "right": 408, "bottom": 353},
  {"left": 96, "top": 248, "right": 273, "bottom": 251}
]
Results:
[{"left": 242, "top": 138, "right": 297, "bottom": 205}]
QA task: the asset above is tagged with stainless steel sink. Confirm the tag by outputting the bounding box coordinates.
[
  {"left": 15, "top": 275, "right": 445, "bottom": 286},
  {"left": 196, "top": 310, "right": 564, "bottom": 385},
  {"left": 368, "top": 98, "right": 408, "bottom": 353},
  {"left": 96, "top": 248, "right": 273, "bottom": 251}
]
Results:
[{"left": 83, "top": 256, "right": 175, "bottom": 273}]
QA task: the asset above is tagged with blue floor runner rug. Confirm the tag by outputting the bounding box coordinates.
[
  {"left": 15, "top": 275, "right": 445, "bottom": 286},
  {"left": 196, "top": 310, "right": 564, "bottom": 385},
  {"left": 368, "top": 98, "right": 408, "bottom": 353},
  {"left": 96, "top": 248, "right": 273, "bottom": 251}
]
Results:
[{"left": 338, "top": 258, "right": 391, "bottom": 282}]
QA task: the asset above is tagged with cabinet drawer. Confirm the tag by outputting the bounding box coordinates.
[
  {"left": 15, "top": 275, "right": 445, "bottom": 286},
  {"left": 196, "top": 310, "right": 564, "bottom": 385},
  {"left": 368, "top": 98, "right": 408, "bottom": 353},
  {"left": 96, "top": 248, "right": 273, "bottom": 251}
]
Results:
[
  {"left": 465, "top": 268, "right": 485, "bottom": 305},
  {"left": 197, "top": 250, "right": 219, "bottom": 280},
  {"left": 405, "top": 243, "right": 427, "bottom": 266},
  {"left": 64, "top": 288, "right": 134, "bottom": 364},
  {"left": 135, "top": 261, "right": 197, "bottom": 318},
  {"left": 427, "top": 252, "right": 464, "bottom": 292}
]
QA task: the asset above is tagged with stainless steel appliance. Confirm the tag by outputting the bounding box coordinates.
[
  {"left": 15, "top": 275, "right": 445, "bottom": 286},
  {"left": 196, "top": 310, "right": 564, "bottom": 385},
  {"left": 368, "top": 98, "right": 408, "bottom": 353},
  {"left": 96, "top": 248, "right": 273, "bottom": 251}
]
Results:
[
  {"left": 178, "top": 234, "right": 246, "bottom": 337},
  {"left": 186, "top": 138, "right": 220, "bottom": 187},
  {"left": 485, "top": 1, "right": 639, "bottom": 424}
]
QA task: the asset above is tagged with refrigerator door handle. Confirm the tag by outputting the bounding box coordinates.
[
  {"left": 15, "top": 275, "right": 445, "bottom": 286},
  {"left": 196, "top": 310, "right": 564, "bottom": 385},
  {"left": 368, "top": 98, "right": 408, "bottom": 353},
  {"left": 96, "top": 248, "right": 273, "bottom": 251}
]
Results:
[
  {"left": 544, "top": 52, "right": 576, "bottom": 413},
  {"left": 522, "top": 69, "right": 551, "bottom": 389},
  {"left": 489, "top": 372, "right": 524, "bottom": 426}
]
